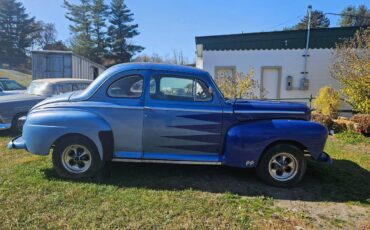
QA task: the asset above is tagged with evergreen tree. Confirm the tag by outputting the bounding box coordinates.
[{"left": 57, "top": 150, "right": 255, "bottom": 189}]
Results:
[
  {"left": 287, "top": 10, "right": 330, "bottom": 30},
  {"left": 0, "top": 0, "right": 37, "bottom": 67},
  {"left": 340, "top": 5, "right": 370, "bottom": 27},
  {"left": 91, "top": 0, "right": 109, "bottom": 63},
  {"left": 108, "top": 0, "right": 144, "bottom": 63},
  {"left": 64, "top": 0, "right": 94, "bottom": 60}
]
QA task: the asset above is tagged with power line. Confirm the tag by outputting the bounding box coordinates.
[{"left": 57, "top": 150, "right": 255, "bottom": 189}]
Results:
[
  {"left": 325, "top": 12, "right": 370, "bottom": 19},
  {"left": 262, "top": 15, "right": 303, "bottom": 31}
]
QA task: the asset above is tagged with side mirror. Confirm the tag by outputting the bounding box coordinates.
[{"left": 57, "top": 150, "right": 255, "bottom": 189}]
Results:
[
  {"left": 0, "top": 87, "right": 3, "bottom": 92},
  {"left": 208, "top": 86, "right": 214, "bottom": 94}
]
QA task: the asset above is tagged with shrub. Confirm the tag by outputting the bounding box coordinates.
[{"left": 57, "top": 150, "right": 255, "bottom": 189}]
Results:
[
  {"left": 331, "top": 28, "right": 370, "bottom": 114},
  {"left": 335, "top": 131, "right": 370, "bottom": 144},
  {"left": 311, "top": 113, "right": 334, "bottom": 130},
  {"left": 313, "top": 86, "right": 340, "bottom": 118},
  {"left": 332, "top": 118, "right": 356, "bottom": 133},
  {"left": 351, "top": 114, "right": 370, "bottom": 136}
]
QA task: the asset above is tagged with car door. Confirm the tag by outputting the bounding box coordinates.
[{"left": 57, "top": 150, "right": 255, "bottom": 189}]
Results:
[
  {"left": 142, "top": 71, "right": 223, "bottom": 162},
  {"left": 101, "top": 73, "right": 146, "bottom": 158}
]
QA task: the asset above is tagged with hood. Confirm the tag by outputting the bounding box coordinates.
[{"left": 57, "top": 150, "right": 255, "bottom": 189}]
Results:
[
  {"left": 0, "top": 93, "right": 46, "bottom": 103},
  {"left": 233, "top": 99, "right": 311, "bottom": 121},
  {"left": 30, "top": 91, "right": 76, "bottom": 111}
]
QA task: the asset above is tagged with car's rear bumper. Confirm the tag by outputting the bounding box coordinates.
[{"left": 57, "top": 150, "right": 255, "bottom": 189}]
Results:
[
  {"left": 7, "top": 135, "right": 27, "bottom": 150},
  {"left": 0, "top": 123, "right": 11, "bottom": 130}
]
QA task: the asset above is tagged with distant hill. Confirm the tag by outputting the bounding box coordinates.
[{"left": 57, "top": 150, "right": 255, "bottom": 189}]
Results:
[{"left": 0, "top": 69, "right": 32, "bottom": 87}]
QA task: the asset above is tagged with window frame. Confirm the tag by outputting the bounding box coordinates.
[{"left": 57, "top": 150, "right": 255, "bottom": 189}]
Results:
[
  {"left": 149, "top": 75, "right": 212, "bottom": 102},
  {"left": 106, "top": 74, "right": 144, "bottom": 99}
]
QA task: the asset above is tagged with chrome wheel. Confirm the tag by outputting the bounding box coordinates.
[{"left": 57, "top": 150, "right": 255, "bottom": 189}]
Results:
[
  {"left": 61, "top": 145, "right": 92, "bottom": 174},
  {"left": 268, "top": 152, "right": 298, "bottom": 182}
]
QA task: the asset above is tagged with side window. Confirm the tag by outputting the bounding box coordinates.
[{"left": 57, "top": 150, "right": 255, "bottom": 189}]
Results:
[
  {"left": 58, "top": 83, "right": 73, "bottom": 94},
  {"left": 108, "top": 75, "right": 143, "bottom": 98},
  {"left": 72, "top": 83, "right": 79, "bottom": 91},
  {"left": 150, "top": 76, "right": 212, "bottom": 102},
  {"left": 195, "top": 80, "right": 212, "bottom": 101}
]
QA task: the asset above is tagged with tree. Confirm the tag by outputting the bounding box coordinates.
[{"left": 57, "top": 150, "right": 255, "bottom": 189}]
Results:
[
  {"left": 331, "top": 28, "right": 370, "bottom": 114},
  {"left": 43, "top": 41, "right": 69, "bottom": 51},
  {"left": 287, "top": 10, "right": 330, "bottom": 30},
  {"left": 108, "top": 0, "right": 144, "bottom": 63},
  {"left": 313, "top": 86, "right": 340, "bottom": 118},
  {"left": 32, "top": 21, "right": 57, "bottom": 50},
  {"left": 340, "top": 5, "right": 370, "bottom": 27},
  {"left": 0, "top": 0, "right": 37, "bottom": 67},
  {"left": 214, "top": 69, "right": 265, "bottom": 99},
  {"left": 64, "top": 0, "right": 94, "bottom": 59},
  {"left": 90, "top": 0, "right": 109, "bottom": 63}
]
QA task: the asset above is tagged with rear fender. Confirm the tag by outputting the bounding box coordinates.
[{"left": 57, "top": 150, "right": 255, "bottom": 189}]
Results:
[
  {"left": 223, "top": 119, "right": 328, "bottom": 168},
  {"left": 23, "top": 109, "right": 111, "bottom": 159}
]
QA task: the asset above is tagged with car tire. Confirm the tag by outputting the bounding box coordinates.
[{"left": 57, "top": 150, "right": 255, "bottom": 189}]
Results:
[
  {"left": 11, "top": 113, "right": 25, "bottom": 134},
  {"left": 257, "top": 144, "right": 307, "bottom": 187},
  {"left": 52, "top": 135, "right": 103, "bottom": 179}
]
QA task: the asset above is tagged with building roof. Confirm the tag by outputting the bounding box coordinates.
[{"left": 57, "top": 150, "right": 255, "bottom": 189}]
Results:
[
  {"left": 32, "top": 78, "right": 92, "bottom": 84},
  {"left": 195, "top": 26, "right": 366, "bottom": 51}
]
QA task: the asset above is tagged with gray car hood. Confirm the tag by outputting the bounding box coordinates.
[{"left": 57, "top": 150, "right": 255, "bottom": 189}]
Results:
[{"left": 0, "top": 93, "right": 46, "bottom": 103}]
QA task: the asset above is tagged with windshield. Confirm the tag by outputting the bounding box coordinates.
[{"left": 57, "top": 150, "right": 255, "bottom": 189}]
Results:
[
  {"left": 27, "top": 82, "right": 53, "bottom": 96},
  {"left": 0, "top": 79, "right": 26, "bottom": 91}
]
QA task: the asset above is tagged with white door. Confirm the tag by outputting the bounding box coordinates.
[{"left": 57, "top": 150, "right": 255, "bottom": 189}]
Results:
[{"left": 262, "top": 68, "right": 280, "bottom": 99}]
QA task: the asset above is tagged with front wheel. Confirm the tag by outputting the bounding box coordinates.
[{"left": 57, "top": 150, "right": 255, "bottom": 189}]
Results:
[
  {"left": 52, "top": 135, "right": 103, "bottom": 179},
  {"left": 257, "top": 144, "right": 307, "bottom": 187}
]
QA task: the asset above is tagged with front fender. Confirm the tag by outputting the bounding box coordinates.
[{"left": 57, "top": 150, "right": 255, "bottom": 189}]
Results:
[
  {"left": 223, "top": 119, "right": 328, "bottom": 168},
  {"left": 23, "top": 108, "right": 111, "bottom": 159}
]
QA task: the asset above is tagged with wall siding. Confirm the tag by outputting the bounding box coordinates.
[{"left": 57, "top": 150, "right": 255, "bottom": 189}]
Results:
[
  {"left": 71, "top": 55, "right": 105, "bottom": 80},
  {"left": 32, "top": 52, "right": 105, "bottom": 80},
  {"left": 199, "top": 48, "right": 352, "bottom": 111}
]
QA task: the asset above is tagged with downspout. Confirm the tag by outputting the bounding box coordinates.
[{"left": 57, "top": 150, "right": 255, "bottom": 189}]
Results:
[{"left": 301, "top": 5, "right": 312, "bottom": 90}]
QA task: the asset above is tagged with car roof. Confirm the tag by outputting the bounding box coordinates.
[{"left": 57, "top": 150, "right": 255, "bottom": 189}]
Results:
[
  {"left": 111, "top": 62, "right": 209, "bottom": 76},
  {"left": 32, "top": 78, "right": 92, "bottom": 84}
]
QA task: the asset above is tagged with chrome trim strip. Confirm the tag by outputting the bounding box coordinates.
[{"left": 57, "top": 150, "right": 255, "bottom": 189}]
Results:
[
  {"left": 144, "top": 106, "right": 223, "bottom": 113},
  {"left": 234, "top": 110, "right": 306, "bottom": 114},
  {"left": 111, "top": 158, "right": 222, "bottom": 165}
]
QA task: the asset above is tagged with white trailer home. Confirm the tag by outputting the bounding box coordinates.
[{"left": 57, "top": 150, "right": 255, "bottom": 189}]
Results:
[
  {"left": 32, "top": 50, "right": 105, "bottom": 80},
  {"left": 195, "top": 26, "right": 361, "bottom": 107}
]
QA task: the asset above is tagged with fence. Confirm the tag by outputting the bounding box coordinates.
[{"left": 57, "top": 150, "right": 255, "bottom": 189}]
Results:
[{"left": 264, "top": 94, "right": 354, "bottom": 114}]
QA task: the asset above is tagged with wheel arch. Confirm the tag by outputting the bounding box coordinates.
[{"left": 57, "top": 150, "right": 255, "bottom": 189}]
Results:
[
  {"left": 51, "top": 131, "right": 114, "bottom": 161},
  {"left": 257, "top": 140, "right": 308, "bottom": 166}
]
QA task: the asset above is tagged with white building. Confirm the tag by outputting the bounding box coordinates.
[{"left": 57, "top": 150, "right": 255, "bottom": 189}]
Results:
[{"left": 195, "top": 26, "right": 360, "bottom": 108}]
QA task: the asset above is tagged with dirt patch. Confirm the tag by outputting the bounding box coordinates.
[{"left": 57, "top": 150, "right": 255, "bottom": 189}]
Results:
[{"left": 275, "top": 200, "right": 370, "bottom": 229}]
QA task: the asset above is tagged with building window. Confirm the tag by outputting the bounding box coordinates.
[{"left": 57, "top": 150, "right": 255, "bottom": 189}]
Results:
[{"left": 214, "top": 66, "right": 236, "bottom": 78}]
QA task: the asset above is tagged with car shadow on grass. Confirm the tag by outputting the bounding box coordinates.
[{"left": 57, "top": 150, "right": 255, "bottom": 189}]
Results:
[{"left": 43, "top": 158, "right": 370, "bottom": 205}]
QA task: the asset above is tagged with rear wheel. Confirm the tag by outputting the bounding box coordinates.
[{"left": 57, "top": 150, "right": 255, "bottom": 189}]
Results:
[
  {"left": 52, "top": 135, "right": 103, "bottom": 179},
  {"left": 11, "top": 113, "right": 26, "bottom": 134},
  {"left": 257, "top": 144, "right": 306, "bottom": 187}
]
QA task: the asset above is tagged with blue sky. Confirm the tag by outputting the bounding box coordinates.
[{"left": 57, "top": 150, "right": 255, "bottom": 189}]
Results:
[{"left": 20, "top": 0, "right": 368, "bottom": 62}]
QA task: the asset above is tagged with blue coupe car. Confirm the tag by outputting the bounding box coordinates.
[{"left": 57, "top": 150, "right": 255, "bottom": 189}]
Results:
[{"left": 8, "top": 63, "right": 331, "bottom": 187}]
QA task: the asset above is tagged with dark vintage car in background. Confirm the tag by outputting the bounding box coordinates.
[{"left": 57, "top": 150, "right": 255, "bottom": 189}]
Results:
[
  {"left": 8, "top": 63, "right": 331, "bottom": 187},
  {"left": 0, "top": 77, "right": 26, "bottom": 96},
  {"left": 0, "top": 78, "right": 92, "bottom": 132}
]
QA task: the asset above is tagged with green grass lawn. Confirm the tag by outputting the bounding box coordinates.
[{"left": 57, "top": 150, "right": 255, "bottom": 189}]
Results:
[
  {"left": 0, "top": 69, "right": 32, "bottom": 87},
  {"left": 0, "top": 131, "right": 369, "bottom": 229}
]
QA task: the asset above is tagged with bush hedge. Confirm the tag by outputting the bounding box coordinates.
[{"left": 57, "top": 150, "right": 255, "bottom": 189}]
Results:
[{"left": 351, "top": 114, "right": 370, "bottom": 136}]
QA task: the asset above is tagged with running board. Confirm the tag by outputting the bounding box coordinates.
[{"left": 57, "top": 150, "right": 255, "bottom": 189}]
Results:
[{"left": 111, "top": 158, "right": 222, "bottom": 165}]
